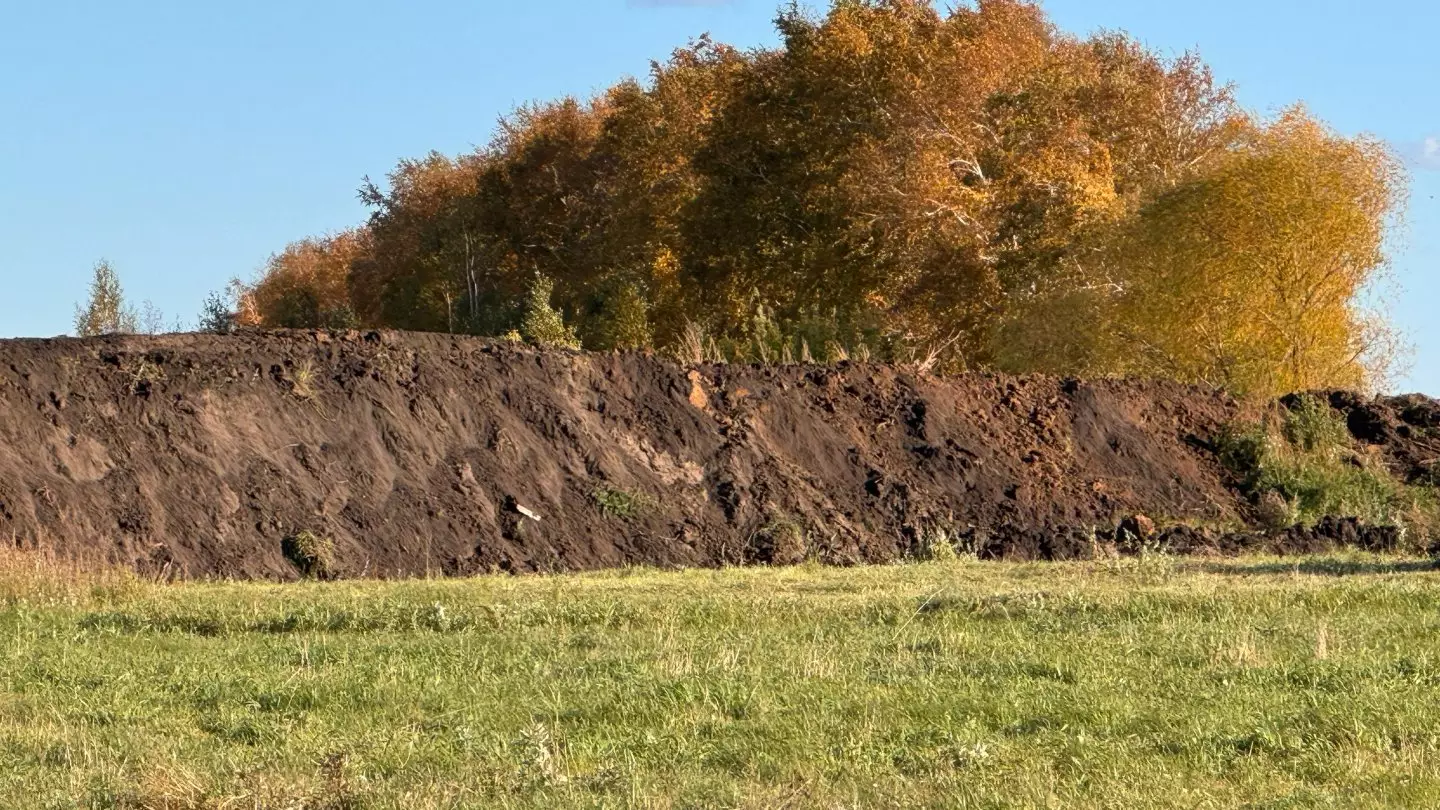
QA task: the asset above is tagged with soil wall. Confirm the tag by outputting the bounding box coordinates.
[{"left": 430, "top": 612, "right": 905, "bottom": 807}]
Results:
[{"left": 0, "top": 330, "right": 1427, "bottom": 578}]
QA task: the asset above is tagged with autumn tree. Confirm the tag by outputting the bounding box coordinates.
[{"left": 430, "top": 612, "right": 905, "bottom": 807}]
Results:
[
  {"left": 74, "top": 260, "right": 138, "bottom": 337},
  {"left": 1098, "top": 110, "right": 1405, "bottom": 394},
  {"left": 239, "top": 0, "right": 1405, "bottom": 395},
  {"left": 349, "top": 154, "right": 488, "bottom": 332},
  {"left": 243, "top": 230, "right": 368, "bottom": 328}
]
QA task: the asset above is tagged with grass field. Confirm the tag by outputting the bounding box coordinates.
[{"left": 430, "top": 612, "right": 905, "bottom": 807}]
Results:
[{"left": 3, "top": 553, "right": 1440, "bottom": 809}]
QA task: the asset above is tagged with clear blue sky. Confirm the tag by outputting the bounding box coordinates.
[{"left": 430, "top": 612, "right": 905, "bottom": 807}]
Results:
[{"left": 1, "top": 0, "right": 1435, "bottom": 393}]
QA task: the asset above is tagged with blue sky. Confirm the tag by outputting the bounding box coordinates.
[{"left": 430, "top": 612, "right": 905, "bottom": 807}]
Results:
[{"left": 1, "top": 0, "right": 1434, "bottom": 393}]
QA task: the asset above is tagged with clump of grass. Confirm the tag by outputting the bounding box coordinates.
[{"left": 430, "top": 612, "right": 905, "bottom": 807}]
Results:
[
  {"left": 671, "top": 310, "right": 876, "bottom": 368},
  {"left": 910, "top": 522, "right": 963, "bottom": 563},
  {"left": 282, "top": 530, "right": 335, "bottom": 579},
  {"left": 672, "top": 321, "right": 706, "bottom": 365},
  {"left": 746, "top": 515, "right": 808, "bottom": 565},
  {"left": 1215, "top": 395, "right": 1440, "bottom": 547},
  {"left": 127, "top": 358, "right": 165, "bottom": 395},
  {"left": 591, "top": 486, "right": 653, "bottom": 520},
  {"left": 290, "top": 359, "right": 317, "bottom": 400}
]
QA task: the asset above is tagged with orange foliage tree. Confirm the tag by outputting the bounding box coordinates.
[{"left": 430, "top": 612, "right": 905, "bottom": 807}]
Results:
[
  {"left": 243, "top": 229, "right": 370, "bottom": 328},
  {"left": 240, "top": 0, "right": 1406, "bottom": 395}
]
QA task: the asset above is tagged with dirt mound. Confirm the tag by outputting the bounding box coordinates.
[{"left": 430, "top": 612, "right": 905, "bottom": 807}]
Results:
[{"left": 0, "top": 330, "right": 1428, "bottom": 579}]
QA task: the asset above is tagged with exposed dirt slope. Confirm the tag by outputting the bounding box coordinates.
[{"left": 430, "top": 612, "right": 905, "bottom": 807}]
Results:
[{"left": 0, "top": 331, "right": 1426, "bottom": 579}]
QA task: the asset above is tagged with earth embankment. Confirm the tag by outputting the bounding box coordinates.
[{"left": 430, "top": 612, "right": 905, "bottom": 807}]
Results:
[{"left": 0, "top": 330, "right": 1431, "bottom": 578}]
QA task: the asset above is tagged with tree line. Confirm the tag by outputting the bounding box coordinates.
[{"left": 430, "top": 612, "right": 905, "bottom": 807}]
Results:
[{"left": 183, "top": 1, "right": 1410, "bottom": 394}]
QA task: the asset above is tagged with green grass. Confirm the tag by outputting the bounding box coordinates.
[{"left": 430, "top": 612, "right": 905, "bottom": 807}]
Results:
[
  {"left": 591, "top": 486, "right": 654, "bottom": 520},
  {"left": 4, "top": 553, "right": 1440, "bottom": 808},
  {"left": 1216, "top": 395, "right": 1439, "bottom": 541}
]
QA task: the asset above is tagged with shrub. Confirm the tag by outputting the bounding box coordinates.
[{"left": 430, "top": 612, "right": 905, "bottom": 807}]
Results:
[
  {"left": 1282, "top": 395, "right": 1350, "bottom": 455},
  {"left": 594, "top": 282, "right": 653, "bottom": 350},
  {"left": 1214, "top": 423, "right": 1274, "bottom": 494},
  {"left": 198, "top": 290, "right": 235, "bottom": 335},
  {"left": 520, "top": 275, "right": 580, "bottom": 349}
]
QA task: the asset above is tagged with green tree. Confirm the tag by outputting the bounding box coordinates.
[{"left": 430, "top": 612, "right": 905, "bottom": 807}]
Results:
[
  {"left": 520, "top": 274, "right": 580, "bottom": 349},
  {"left": 198, "top": 290, "right": 235, "bottom": 335}
]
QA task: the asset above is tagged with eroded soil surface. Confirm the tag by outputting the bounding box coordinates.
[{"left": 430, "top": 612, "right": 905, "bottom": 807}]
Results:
[{"left": 0, "top": 331, "right": 1432, "bottom": 578}]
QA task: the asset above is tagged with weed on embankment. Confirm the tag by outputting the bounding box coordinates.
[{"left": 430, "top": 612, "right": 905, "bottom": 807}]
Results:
[{"left": 1216, "top": 394, "right": 1440, "bottom": 546}]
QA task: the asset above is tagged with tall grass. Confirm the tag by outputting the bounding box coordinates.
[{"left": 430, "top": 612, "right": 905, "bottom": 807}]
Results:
[{"left": 0, "top": 544, "right": 148, "bottom": 607}]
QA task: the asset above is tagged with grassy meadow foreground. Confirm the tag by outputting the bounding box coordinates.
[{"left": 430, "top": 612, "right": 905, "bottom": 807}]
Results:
[{"left": 3, "top": 555, "right": 1440, "bottom": 809}]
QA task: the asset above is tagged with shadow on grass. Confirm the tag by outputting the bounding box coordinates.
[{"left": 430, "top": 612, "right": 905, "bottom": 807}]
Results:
[{"left": 1194, "top": 559, "right": 1439, "bottom": 578}]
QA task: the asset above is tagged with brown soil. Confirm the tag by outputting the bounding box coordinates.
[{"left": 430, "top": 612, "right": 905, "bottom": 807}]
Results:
[{"left": 0, "top": 330, "right": 1430, "bottom": 579}]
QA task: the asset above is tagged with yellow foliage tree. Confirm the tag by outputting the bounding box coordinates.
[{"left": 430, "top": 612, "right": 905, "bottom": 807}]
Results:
[{"left": 1099, "top": 110, "right": 1404, "bottom": 394}]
